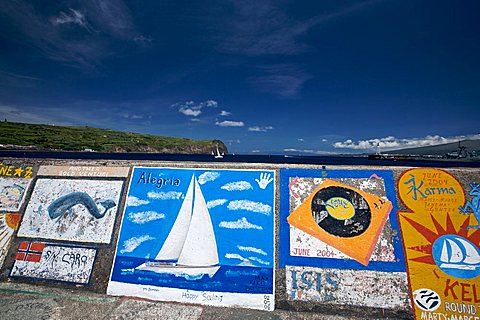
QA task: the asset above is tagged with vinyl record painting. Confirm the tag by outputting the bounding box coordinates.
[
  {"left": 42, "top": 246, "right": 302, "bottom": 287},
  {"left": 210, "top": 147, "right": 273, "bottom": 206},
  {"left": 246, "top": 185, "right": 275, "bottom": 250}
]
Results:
[
  {"left": 311, "top": 186, "right": 371, "bottom": 238},
  {"left": 287, "top": 179, "right": 392, "bottom": 265}
]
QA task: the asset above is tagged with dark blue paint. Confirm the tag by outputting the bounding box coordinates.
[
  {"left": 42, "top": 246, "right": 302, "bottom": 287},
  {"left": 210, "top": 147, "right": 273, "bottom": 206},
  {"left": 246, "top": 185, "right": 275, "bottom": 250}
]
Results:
[{"left": 48, "top": 191, "right": 116, "bottom": 219}]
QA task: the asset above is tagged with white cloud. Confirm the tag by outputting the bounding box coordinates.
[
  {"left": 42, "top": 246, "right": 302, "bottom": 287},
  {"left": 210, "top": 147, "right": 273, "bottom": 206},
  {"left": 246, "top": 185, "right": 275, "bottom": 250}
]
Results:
[
  {"left": 207, "top": 199, "right": 228, "bottom": 209},
  {"left": 128, "top": 211, "right": 165, "bottom": 224},
  {"left": 322, "top": 139, "right": 328, "bottom": 142},
  {"left": 220, "top": 110, "right": 231, "bottom": 116},
  {"left": 215, "top": 120, "right": 244, "bottom": 127},
  {"left": 204, "top": 100, "right": 218, "bottom": 108},
  {"left": 221, "top": 181, "right": 253, "bottom": 191},
  {"left": 120, "top": 235, "right": 154, "bottom": 254},
  {"left": 50, "top": 9, "right": 94, "bottom": 32},
  {"left": 175, "top": 100, "right": 218, "bottom": 117},
  {"left": 198, "top": 171, "right": 220, "bottom": 184},
  {"left": 219, "top": 217, "right": 263, "bottom": 230},
  {"left": 227, "top": 200, "right": 271, "bottom": 214},
  {"left": 179, "top": 107, "right": 202, "bottom": 117},
  {"left": 237, "top": 245, "right": 267, "bottom": 255},
  {"left": 225, "top": 253, "right": 250, "bottom": 263},
  {"left": 333, "top": 134, "right": 480, "bottom": 151},
  {"left": 147, "top": 191, "right": 183, "bottom": 200},
  {"left": 249, "top": 256, "right": 269, "bottom": 265},
  {"left": 297, "top": 138, "right": 304, "bottom": 142},
  {"left": 127, "top": 196, "right": 149, "bottom": 207},
  {"left": 248, "top": 126, "right": 273, "bottom": 132}
]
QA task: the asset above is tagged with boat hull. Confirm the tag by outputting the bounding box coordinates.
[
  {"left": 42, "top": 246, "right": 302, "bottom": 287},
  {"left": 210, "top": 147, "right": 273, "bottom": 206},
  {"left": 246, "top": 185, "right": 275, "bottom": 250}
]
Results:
[{"left": 136, "top": 263, "right": 220, "bottom": 278}]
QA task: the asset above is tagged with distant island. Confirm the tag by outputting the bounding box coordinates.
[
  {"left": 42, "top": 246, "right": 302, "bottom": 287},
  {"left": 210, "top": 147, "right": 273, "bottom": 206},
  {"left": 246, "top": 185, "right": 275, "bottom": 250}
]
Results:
[
  {"left": 369, "top": 139, "right": 480, "bottom": 161},
  {"left": 0, "top": 121, "right": 227, "bottom": 154}
]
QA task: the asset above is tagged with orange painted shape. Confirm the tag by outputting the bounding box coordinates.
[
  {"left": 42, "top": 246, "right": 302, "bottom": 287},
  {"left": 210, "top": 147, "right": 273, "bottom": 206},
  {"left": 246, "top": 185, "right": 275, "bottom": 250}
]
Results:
[
  {"left": 398, "top": 168, "right": 465, "bottom": 213},
  {"left": 287, "top": 179, "right": 392, "bottom": 266},
  {"left": 5, "top": 213, "right": 22, "bottom": 230}
]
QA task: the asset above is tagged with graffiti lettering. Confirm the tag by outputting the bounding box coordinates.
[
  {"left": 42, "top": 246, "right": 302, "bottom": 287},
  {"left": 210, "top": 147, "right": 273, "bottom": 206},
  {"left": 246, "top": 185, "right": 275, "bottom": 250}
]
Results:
[
  {"left": 62, "top": 253, "right": 88, "bottom": 269},
  {"left": 201, "top": 292, "right": 223, "bottom": 303},
  {"left": 44, "top": 250, "right": 60, "bottom": 268},
  {"left": 137, "top": 172, "right": 181, "bottom": 188},
  {"left": 249, "top": 275, "right": 269, "bottom": 287},
  {"left": 444, "top": 279, "right": 480, "bottom": 303},
  {"left": 290, "top": 270, "right": 339, "bottom": 302},
  {"left": 291, "top": 248, "right": 310, "bottom": 256},
  {"left": 444, "top": 302, "right": 477, "bottom": 315},
  {"left": 181, "top": 291, "right": 199, "bottom": 300},
  {"left": 420, "top": 312, "right": 449, "bottom": 320},
  {"left": 404, "top": 174, "right": 456, "bottom": 200},
  {"left": 0, "top": 164, "right": 33, "bottom": 179},
  {"left": 316, "top": 248, "right": 335, "bottom": 258}
]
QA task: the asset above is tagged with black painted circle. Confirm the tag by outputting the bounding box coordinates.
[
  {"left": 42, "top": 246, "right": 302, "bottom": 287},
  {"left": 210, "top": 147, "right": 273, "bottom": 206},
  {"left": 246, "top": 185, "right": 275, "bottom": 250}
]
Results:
[{"left": 311, "top": 186, "right": 371, "bottom": 238}]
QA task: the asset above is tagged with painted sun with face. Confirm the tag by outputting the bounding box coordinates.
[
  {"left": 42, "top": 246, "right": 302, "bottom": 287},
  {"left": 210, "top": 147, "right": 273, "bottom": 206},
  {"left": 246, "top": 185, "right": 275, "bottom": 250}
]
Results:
[{"left": 0, "top": 184, "right": 25, "bottom": 210}]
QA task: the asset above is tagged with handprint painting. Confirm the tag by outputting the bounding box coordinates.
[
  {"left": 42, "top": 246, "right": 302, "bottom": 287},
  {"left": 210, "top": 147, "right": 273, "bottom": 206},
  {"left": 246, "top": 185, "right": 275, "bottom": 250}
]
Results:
[{"left": 108, "top": 167, "right": 275, "bottom": 310}]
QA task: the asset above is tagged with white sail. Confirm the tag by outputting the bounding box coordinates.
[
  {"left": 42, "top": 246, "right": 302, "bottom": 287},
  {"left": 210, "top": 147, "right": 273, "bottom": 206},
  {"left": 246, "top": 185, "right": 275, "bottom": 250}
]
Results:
[
  {"left": 154, "top": 175, "right": 195, "bottom": 261},
  {"left": 177, "top": 177, "right": 219, "bottom": 266},
  {"left": 440, "top": 241, "right": 449, "bottom": 263},
  {"left": 457, "top": 238, "right": 480, "bottom": 265},
  {"left": 446, "top": 239, "right": 463, "bottom": 263},
  {"left": 136, "top": 174, "right": 220, "bottom": 277}
]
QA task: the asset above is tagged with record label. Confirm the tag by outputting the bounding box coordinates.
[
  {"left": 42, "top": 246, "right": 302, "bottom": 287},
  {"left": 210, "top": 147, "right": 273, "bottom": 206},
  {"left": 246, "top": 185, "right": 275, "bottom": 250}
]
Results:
[{"left": 311, "top": 186, "right": 371, "bottom": 238}]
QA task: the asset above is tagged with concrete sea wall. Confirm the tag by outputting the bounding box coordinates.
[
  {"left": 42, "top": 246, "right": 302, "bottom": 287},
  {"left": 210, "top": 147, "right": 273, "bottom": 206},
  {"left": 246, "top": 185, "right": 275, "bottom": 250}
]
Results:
[{"left": 0, "top": 156, "right": 478, "bottom": 319}]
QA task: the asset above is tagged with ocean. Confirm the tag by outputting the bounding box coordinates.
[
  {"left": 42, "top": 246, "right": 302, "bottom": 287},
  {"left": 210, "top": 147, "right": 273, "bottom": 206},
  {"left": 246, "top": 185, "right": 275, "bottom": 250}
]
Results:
[{"left": 111, "top": 256, "right": 274, "bottom": 294}]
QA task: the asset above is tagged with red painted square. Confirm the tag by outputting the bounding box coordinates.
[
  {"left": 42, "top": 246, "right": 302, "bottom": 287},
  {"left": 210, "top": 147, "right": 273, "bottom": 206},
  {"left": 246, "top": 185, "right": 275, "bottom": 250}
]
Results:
[
  {"left": 15, "top": 252, "right": 26, "bottom": 261},
  {"left": 30, "top": 242, "right": 45, "bottom": 252},
  {"left": 25, "top": 253, "right": 42, "bottom": 263},
  {"left": 18, "top": 241, "right": 30, "bottom": 251}
]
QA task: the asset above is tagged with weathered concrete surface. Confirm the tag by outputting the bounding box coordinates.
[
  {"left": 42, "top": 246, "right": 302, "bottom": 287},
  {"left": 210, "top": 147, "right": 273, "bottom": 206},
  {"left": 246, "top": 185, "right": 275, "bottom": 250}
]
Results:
[{"left": 0, "top": 282, "right": 401, "bottom": 319}]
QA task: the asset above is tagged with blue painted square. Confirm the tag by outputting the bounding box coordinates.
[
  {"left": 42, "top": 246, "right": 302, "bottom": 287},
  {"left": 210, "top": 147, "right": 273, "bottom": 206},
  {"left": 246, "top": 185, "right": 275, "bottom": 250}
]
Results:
[{"left": 279, "top": 168, "right": 405, "bottom": 272}]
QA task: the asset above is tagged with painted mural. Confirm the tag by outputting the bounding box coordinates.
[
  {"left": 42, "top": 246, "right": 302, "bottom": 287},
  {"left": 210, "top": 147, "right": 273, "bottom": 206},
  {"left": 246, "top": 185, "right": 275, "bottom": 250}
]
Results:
[
  {"left": 280, "top": 169, "right": 405, "bottom": 271},
  {"left": 0, "top": 162, "right": 35, "bottom": 269},
  {"left": 398, "top": 168, "right": 480, "bottom": 319},
  {"left": 17, "top": 178, "right": 124, "bottom": 243},
  {"left": 108, "top": 167, "right": 275, "bottom": 311},
  {"left": 0, "top": 213, "right": 21, "bottom": 269},
  {"left": 286, "top": 265, "right": 409, "bottom": 308},
  {"left": 10, "top": 241, "right": 97, "bottom": 284}
]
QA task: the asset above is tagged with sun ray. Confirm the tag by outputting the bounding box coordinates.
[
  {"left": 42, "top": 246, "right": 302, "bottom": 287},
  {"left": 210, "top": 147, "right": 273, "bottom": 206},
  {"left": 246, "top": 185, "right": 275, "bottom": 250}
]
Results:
[
  {"left": 404, "top": 212, "right": 480, "bottom": 267},
  {"left": 402, "top": 215, "right": 438, "bottom": 243},
  {"left": 408, "top": 244, "right": 432, "bottom": 254},
  {"left": 431, "top": 215, "right": 446, "bottom": 235},
  {"left": 445, "top": 214, "right": 456, "bottom": 234},
  {"left": 410, "top": 255, "right": 435, "bottom": 265}
]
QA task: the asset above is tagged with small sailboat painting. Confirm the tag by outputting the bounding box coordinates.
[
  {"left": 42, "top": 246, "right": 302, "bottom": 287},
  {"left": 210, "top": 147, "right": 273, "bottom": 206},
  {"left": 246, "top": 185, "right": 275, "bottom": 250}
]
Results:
[
  {"left": 135, "top": 175, "right": 220, "bottom": 278},
  {"left": 108, "top": 167, "right": 275, "bottom": 310},
  {"left": 432, "top": 235, "right": 480, "bottom": 279}
]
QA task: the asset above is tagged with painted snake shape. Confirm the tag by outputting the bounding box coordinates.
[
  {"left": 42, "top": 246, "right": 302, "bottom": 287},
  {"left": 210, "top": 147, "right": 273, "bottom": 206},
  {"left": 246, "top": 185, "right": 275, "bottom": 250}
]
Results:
[{"left": 47, "top": 192, "right": 116, "bottom": 219}]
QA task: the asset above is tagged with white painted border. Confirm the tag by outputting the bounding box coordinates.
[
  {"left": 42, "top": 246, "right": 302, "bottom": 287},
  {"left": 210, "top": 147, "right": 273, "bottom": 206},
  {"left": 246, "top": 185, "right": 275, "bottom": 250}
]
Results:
[
  {"left": 107, "top": 166, "right": 276, "bottom": 311},
  {"left": 107, "top": 281, "right": 274, "bottom": 311}
]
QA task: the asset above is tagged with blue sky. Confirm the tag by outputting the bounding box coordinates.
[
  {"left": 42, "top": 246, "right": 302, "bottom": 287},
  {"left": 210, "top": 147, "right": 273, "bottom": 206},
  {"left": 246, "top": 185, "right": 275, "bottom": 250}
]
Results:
[{"left": 0, "top": 0, "right": 479, "bottom": 154}]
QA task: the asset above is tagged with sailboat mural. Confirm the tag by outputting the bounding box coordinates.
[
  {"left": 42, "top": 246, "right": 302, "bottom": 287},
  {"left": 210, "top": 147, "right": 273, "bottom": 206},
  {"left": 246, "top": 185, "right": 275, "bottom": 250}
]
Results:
[
  {"left": 433, "top": 235, "right": 480, "bottom": 279},
  {"left": 136, "top": 175, "right": 220, "bottom": 277},
  {"left": 108, "top": 167, "right": 276, "bottom": 310}
]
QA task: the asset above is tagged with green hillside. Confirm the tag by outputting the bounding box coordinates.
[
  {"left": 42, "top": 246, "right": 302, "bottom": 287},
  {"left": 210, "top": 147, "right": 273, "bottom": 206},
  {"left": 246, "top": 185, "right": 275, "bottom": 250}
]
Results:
[{"left": 0, "top": 121, "right": 227, "bottom": 154}]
